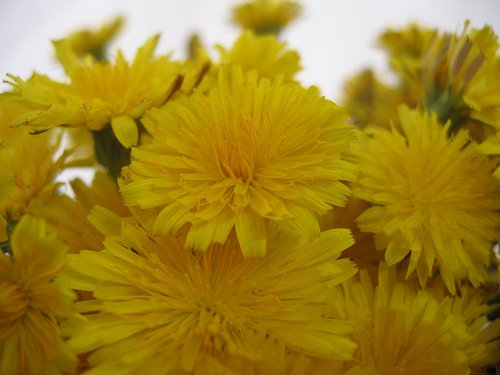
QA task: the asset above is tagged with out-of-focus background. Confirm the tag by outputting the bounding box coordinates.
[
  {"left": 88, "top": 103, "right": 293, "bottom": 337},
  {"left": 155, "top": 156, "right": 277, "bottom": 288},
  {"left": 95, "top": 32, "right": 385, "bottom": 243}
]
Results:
[{"left": 1, "top": 0, "right": 500, "bottom": 101}]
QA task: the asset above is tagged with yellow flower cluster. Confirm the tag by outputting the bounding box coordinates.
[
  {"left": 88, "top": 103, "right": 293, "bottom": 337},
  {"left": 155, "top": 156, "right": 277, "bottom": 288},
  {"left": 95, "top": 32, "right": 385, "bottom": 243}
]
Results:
[{"left": 0, "top": 1, "right": 499, "bottom": 374}]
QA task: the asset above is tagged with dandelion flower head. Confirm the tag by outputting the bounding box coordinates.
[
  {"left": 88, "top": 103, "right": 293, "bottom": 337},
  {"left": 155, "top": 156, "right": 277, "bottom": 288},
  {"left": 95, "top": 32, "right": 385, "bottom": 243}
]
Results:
[
  {"left": 64, "top": 15, "right": 124, "bottom": 59},
  {"left": 0, "top": 216, "right": 76, "bottom": 375},
  {"left": 121, "top": 66, "right": 357, "bottom": 256},
  {"left": 0, "top": 102, "right": 67, "bottom": 225},
  {"left": 217, "top": 31, "right": 301, "bottom": 82},
  {"left": 342, "top": 69, "right": 405, "bottom": 129},
  {"left": 378, "top": 23, "right": 437, "bottom": 84},
  {"left": 370, "top": 22, "right": 500, "bottom": 141},
  {"left": 4, "top": 35, "right": 184, "bottom": 148},
  {"left": 325, "top": 263, "right": 500, "bottom": 374},
  {"left": 232, "top": 0, "right": 301, "bottom": 35},
  {"left": 353, "top": 106, "right": 500, "bottom": 294},
  {"left": 61, "top": 209, "right": 358, "bottom": 374}
]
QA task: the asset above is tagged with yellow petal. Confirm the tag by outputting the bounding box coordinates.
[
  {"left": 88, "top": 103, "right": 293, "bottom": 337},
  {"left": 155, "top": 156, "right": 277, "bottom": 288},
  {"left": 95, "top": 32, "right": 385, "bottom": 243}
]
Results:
[
  {"left": 87, "top": 206, "right": 122, "bottom": 237},
  {"left": 235, "top": 208, "right": 267, "bottom": 257},
  {"left": 477, "top": 133, "right": 500, "bottom": 155},
  {"left": 494, "top": 166, "right": 500, "bottom": 179},
  {"left": 0, "top": 173, "right": 16, "bottom": 202},
  {"left": 133, "top": 34, "right": 160, "bottom": 66},
  {"left": 385, "top": 237, "right": 410, "bottom": 266},
  {"left": 52, "top": 39, "right": 79, "bottom": 77},
  {"left": 111, "top": 116, "right": 138, "bottom": 148},
  {"left": 11, "top": 215, "right": 45, "bottom": 254}
]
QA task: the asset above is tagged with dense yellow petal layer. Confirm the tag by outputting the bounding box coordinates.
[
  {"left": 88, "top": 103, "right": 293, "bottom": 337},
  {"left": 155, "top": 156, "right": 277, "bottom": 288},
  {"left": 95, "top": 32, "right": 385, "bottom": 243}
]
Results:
[
  {"left": 61, "top": 212, "right": 357, "bottom": 373},
  {"left": 121, "top": 66, "right": 357, "bottom": 255},
  {"left": 353, "top": 106, "right": 500, "bottom": 293}
]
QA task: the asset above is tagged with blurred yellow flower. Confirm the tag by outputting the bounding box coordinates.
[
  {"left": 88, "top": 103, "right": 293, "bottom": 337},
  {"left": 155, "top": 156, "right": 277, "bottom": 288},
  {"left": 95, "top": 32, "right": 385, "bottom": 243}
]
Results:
[
  {"left": 64, "top": 16, "right": 124, "bottom": 60},
  {"left": 232, "top": 0, "right": 301, "bottom": 35},
  {"left": 353, "top": 106, "right": 500, "bottom": 294},
  {"left": 378, "top": 23, "right": 437, "bottom": 85},
  {"left": 195, "top": 31, "right": 301, "bottom": 94},
  {"left": 342, "top": 69, "right": 408, "bottom": 129},
  {"left": 393, "top": 22, "right": 500, "bottom": 140},
  {"left": 121, "top": 67, "right": 357, "bottom": 256},
  {"left": 61, "top": 210, "right": 357, "bottom": 374},
  {"left": 430, "top": 24, "right": 500, "bottom": 136},
  {"left": 0, "top": 215, "right": 76, "bottom": 374},
  {"left": 326, "top": 264, "right": 500, "bottom": 374},
  {"left": 218, "top": 31, "right": 301, "bottom": 82}
]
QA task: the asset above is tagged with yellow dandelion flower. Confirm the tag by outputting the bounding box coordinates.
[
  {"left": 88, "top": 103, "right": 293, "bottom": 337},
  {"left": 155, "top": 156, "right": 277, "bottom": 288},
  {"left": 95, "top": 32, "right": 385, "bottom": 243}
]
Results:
[
  {"left": 61, "top": 209, "right": 357, "bottom": 374},
  {"left": 232, "top": 0, "right": 301, "bottom": 35},
  {"left": 353, "top": 106, "right": 500, "bottom": 294},
  {"left": 342, "top": 69, "right": 407, "bottom": 129},
  {"left": 218, "top": 31, "right": 301, "bottom": 82},
  {"left": 378, "top": 23, "right": 437, "bottom": 84},
  {"left": 325, "top": 264, "right": 500, "bottom": 374},
  {"left": 195, "top": 31, "right": 300, "bottom": 95},
  {"left": 3, "top": 35, "right": 183, "bottom": 149},
  {"left": 0, "top": 215, "right": 76, "bottom": 374},
  {"left": 372, "top": 22, "right": 500, "bottom": 141},
  {"left": 64, "top": 16, "right": 124, "bottom": 60},
  {"left": 421, "top": 23, "right": 500, "bottom": 139},
  {"left": 120, "top": 67, "right": 357, "bottom": 257},
  {"left": 0, "top": 102, "right": 67, "bottom": 224}
]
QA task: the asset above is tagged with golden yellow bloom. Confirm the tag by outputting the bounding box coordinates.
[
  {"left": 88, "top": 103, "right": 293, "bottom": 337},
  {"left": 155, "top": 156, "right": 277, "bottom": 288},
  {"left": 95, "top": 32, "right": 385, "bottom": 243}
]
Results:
[
  {"left": 368, "top": 22, "right": 500, "bottom": 141},
  {"left": 218, "top": 31, "right": 301, "bottom": 82},
  {"left": 378, "top": 23, "right": 437, "bottom": 84},
  {"left": 0, "top": 215, "right": 76, "bottom": 374},
  {"left": 232, "top": 0, "right": 301, "bottom": 35},
  {"left": 4, "top": 35, "right": 183, "bottom": 149},
  {"left": 61, "top": 209, "right": 357, "bottom": 374},
  {"left": 196, "top": 31, "right": 301, "bottom": 95},
  {"left": 0, "top": 102, "right": 67, "bottom": 224},
  {"left": 420, "top": 23, "right": 500, "bottom": 139},
  {"left": 64, "top": 16, "right": 124, "bottom": 59},
  {"left": 121, "top": 67, "right": 357, "bottom": 256},
  {"left": 325, "top": 264, "right": 500, "bottom": 374},
  {"left": 342, "top": 69, "right": 407, "bottom": 129},
  {"left": 353, "top": 106, "right": 500, "bottom": 294}
]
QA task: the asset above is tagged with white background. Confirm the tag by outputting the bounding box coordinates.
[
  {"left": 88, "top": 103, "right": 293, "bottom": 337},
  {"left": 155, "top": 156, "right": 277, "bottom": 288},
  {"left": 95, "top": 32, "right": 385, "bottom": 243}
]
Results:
[{"left": 1, "top": 0, "right": 500, "bottom": 101}]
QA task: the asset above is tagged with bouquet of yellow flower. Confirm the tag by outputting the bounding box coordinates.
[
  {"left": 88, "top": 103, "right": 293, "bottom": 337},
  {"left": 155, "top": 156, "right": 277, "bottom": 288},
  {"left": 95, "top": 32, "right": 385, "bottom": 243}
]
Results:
[{"left": 1, "top": 1, "right": 499, "bottom": 374}]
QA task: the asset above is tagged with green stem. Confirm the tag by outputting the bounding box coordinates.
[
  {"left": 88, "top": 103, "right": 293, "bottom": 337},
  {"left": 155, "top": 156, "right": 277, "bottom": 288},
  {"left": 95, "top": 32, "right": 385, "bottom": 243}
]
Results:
[
  {"left": 425, "top": 88, "right": 468, "bottom": 136},
  {"left": 92, "top": 125, "right": 131, "bottom": 181}
]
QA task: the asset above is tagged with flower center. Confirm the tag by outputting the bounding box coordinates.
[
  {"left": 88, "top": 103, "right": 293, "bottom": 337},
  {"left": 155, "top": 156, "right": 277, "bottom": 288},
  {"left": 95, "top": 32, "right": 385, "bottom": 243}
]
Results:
[{"left": 211, "top": 115, "right": 261, "bottom": 182}]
